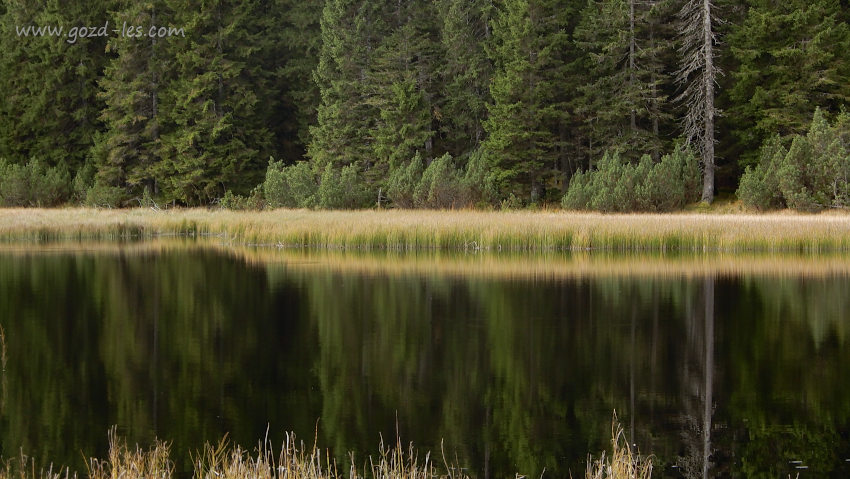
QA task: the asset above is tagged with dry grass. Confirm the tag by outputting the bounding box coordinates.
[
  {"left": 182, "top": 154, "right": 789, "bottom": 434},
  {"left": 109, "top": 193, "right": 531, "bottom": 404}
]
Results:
[
  {"left": 0, "top": 453, "right": 75, "bottom": 479},
  {"left": 1, "top": 208, "right": 850, "bottom": 252},
  {"left": 586, "top": 415, "right": 653, "bottom": 479},
  {"left": 87, "top": 428, "right": 172, "bottom": 479},
  {"left": 3, "top": 431, "right": 468, "bottom": 479},
  {"left": 191, "top": 432, "right": 468, "bottom": 479}
]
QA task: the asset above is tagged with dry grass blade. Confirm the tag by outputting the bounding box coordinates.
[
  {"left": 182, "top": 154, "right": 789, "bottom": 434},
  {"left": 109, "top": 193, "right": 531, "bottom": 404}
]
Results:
[
  {"left": 87, "top": 427, "right": 173, "bottom": 479},
  {"left": 586, "top": 413, "right": 653, "bottom": 479},
  {"left": 0, "top": 451, "right": 75, "bottom": 479},
  {"left": 7, "top": 429, "right": 469, "bottom": 479}
]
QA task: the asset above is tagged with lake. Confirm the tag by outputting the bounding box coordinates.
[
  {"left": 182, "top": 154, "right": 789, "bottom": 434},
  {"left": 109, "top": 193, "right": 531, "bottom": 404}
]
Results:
[{"left": 1, "top": 241, "right": 849, "bottom": 478}]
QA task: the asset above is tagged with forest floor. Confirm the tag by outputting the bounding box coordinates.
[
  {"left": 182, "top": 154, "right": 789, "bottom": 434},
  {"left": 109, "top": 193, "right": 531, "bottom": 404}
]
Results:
[{"left": 1, "top": 206, "right": 849, "bottom": 252}]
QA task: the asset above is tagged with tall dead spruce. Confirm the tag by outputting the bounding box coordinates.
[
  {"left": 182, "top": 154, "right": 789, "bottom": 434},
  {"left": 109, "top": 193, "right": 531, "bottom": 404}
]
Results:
[{"left": 676, "top": 0, "right": 719, "bottom": 203}]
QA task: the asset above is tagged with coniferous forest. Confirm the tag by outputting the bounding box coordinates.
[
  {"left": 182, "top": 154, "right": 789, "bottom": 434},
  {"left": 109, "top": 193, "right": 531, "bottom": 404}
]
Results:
[{"left": 0, "top": 0, "right": 849, "bottom": 211}]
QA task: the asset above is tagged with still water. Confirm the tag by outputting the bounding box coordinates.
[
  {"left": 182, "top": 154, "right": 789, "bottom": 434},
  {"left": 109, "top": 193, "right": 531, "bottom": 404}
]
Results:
[{"left": 1, "top": 242, "right": 849, "bottom": 478}]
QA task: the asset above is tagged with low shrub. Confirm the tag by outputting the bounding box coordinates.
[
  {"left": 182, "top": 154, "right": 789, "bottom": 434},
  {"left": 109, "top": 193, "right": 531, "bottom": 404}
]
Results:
[
  {"left": 737, "top": 108, "right": 850, "bottom": 211},
  {"left": 414, "top": 153, "right": 466, "bottom": 209},
  {"left": 0, "top": 158, "right": 71, "bottom": 207},
  {"left": 85, "top": 183, "right": 126, "bottom": 208},
  {"left": 220, "top": 185, "right": 265, "bottom": 210},
  {"left": 562, "top": 146, "right": 699, "bottom": 212},
  {"left": 264, "top": 158, "right": 318, "bottom": 208},
  {"left": 386, "top": 152, "right": 424, "bottom": 208},
  {"left": 387, "top": 150, "right": 496, "bottom": 209},
  {"left": 317, "top": 163, "right": 371, "bottom": 209}
]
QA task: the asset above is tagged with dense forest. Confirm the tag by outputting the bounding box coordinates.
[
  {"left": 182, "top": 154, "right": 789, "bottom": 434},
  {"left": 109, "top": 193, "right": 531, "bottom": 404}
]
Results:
[{"left": 0, "top": 0, "right": 848, "bottom": 210}]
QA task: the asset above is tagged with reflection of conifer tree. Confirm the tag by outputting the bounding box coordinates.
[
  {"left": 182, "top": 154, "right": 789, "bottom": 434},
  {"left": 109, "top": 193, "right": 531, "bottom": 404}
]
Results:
[{"left": 678, "top": 276, "right": 715, "bottom": 478}]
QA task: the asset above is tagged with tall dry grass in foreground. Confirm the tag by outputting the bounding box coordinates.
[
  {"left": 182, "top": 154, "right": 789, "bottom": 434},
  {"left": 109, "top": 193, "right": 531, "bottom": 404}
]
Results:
[
  {"left": 586, "top": 416, "right": 653, "bottom": 479},
  {"left": 1, "top": 431, "right": 468, "bottom": 479},
  {"left": 2, "top": 208, "right": 850, "bottom": 252}
]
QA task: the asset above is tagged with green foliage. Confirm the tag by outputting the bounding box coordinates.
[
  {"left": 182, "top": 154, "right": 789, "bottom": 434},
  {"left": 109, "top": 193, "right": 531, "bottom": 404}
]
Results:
[
  {"left": 461, "top": 149, "right": 498, "bottom": 207},
  {"left": 93, "top": 1, "right": 170, "bottom": 201},
  {"left": 482, "top": 0, "right": 571, "bottom": 203},
  {"left": 85, "top": 183, "right": 127, "bottom": 208},
  {"left": 386, "top": 153, "right": 425, "bottom": 208},
  {"left": 736, "top": 136, "right": 786, "bottom": 210},
  {"left": 1, "top": 0, "right": 849, "bottom": 209},
  {"left": 414, "top": 153, "right": 466, "bottom": 209},
  {"left": 562, "top": 146, "right": 700, "bottom": 212},
  {"left": 572, "top": 0, "right": 672, "bottom": 162},
  {"left": 275, "top": 0, "right": 323, "bottom": 157},
  {"left": 72, "top": 161, "right": 97, "bottom": 204},
  {"left": 0, "top": 1, "right": 108, "bottom": 172},
  {"left": 308, "top": 0, "right": 387, "bottom": 172},
  {"left": 727, "top": 0, "right": 850, "bottom": 166},
  {"left": 220, "top": 186, "right": 265, "bottom": 211},
  {"left": 387, "top": 151, "right": 497, "bottom": 209},
  {"left": 437, "top": 0, "right": 492, "bottom": 159},
  {"left": 561, "top": 171, "right": 592, "bottom": 211},
  {"left": 317, "top": 164, "right": 370, "bottom": 209},
  {"left": 737, "top": 109, "right": 850, "bottom": 211},
  {"left": 263, "top": 159, "right": 318, "bottom": 208},
  {"left": 0, "top": 159, "right": 71, "bottom": 207},
  {"left": 373, "top": 77, "right": 432, "bottom": 175},
  {"left": 155, "top": 0, "right": 272, "bottom": 205}
]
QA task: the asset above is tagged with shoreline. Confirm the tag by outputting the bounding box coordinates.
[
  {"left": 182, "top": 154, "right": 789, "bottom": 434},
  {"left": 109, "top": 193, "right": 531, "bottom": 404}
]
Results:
[{"left": 1, "top": 207, "right": 850, "bottom": 252}]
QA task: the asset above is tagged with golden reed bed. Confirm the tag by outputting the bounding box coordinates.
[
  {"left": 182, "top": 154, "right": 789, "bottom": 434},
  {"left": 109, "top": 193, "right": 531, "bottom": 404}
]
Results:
[{"left": 1, "top": 208, "right": 850, "bottom": 252}]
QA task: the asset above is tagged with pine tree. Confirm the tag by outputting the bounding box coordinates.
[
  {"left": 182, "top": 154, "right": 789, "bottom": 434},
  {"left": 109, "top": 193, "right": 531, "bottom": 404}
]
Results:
[
  {"left": 482, "top": 0, "right": 571, "bottom": 203},
  {"left": 727, "top": 0, "right": 850, "bottom": 166},
  {"left": 156, "top": 0, "right": 272, "bottom": 204}
]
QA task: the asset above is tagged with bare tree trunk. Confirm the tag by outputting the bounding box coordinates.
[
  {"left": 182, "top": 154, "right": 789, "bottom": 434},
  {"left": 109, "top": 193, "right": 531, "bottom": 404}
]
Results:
[
  {"left": 677, "top": 0, "right": 718, "bottom": 203},
  {"left": 629, "top": 0, "right": 637, "bottom": 133},
  {"left": 153, "top": 17, "right": 159, "bottom": 195},
  {"left": 701, "top": 0, "right": 715, "bottom": 203},
  {"left": 649, "top": 15, "right": 660, "bottom": 161},
  {"left": 702, "top": 276, "right": 715, "bottom": 478}
]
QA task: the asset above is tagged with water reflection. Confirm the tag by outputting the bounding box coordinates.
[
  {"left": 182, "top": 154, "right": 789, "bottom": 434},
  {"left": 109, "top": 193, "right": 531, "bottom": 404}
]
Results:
[{"left": 0, "top": 245, "right": 849, "bottom": 478}]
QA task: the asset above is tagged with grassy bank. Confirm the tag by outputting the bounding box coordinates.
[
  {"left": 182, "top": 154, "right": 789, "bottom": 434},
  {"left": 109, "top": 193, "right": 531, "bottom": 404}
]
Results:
[{"left": 2, "top": 208, "right": 850, "bottom": 252}]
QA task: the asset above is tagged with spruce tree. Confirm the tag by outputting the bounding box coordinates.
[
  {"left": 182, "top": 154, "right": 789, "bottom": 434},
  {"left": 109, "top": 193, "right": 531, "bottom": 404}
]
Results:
[
  {"left": 271, "top": 0, "right": 323, "bottom": 159},
  {"left": 0, "top": 0, "right": 111, "bottom": 172},
  {"left": 572, "top": 0, "right": 672, "bottom": 162},
  {"left": 156, "top": 0, "right": 272, "bottom": 204},
  {"left": 437, "top": 0, "right": 492, "bottom": 161},
  {"left": 308, "top": 0, "right": 388, "bottom": 172},
  {"left": 727, "top": 0, "right": 850, "bottom": 166},
  {"left": 369, "top": 0, "right": 438, "bottom": 177},
  {"left": 482, "top": 0, "right": 571, "bottom": 203},
  {"left": 91, "top": 0, "right": 171, "bottom": 200}
]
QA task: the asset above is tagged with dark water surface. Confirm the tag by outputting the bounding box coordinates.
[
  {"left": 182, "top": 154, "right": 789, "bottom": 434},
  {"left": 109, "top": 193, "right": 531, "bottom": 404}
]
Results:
[{"left": 1, "top": 243, "right": 850, "bottom": 478}]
